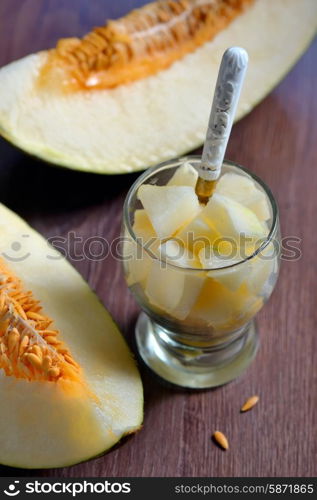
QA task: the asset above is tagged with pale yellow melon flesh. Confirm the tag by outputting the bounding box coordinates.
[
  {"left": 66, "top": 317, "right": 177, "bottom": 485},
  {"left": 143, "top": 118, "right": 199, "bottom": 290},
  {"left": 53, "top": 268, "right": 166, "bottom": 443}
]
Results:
[
  {"left": 137, "top": 185, "right": 200, "bottom": 239},
  {"left": 126, "top": 161, "right": 279, "bottom": 328},
  {"left": 202, "top": 192, "right": 268, "bottom": 242},
  {"left": 124, "top": 210, "right": 158, "bottom": 287},
  {"left": 0, "top": 0, "right": 315, "bottom": 173},
  {"left": 0, "top": 204, "right": 143, "bottom": 469},
  {"left": 145, "top": 260, "right": 204, "bottom": 321},
  {"left": 168, "top": 162, "right": 198, "bottom": 188},
  {"left": 215, "top": 172, "right": 271, "bottom": 221}
]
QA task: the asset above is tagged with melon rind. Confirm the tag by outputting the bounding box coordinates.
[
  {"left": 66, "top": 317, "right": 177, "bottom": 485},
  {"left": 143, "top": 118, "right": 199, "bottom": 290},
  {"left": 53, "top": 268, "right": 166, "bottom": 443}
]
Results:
[
  {"left": 0, "top": 0, "right": 316, "bottom": 174},
  {"left": 0, "top": 204, "right": 143, "bottom": 469}
]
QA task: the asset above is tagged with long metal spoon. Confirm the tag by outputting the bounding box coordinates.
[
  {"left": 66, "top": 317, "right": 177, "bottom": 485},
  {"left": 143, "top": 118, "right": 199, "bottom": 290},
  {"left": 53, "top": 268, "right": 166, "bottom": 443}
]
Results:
[{"left": 195, "top": 47, "right": 248, "bottom": 204}]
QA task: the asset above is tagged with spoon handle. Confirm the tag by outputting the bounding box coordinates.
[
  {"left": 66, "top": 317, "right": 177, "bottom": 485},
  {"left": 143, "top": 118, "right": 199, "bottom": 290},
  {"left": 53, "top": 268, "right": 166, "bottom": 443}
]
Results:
[{"left": 198, "top": 47, "right": 248, "bottom": 181}]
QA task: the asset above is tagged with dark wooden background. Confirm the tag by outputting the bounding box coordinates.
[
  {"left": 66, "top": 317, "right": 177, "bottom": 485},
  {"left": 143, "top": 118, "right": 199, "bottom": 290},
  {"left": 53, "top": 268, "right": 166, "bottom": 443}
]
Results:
[{"left": 0, "top": 0, "right": 316, "bottom": 478}]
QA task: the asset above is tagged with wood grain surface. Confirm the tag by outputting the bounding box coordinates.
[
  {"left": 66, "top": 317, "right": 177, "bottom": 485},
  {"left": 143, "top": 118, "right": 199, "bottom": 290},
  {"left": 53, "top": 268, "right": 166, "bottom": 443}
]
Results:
[{"left": 0, "top": 0, "right": 316, "bottom": 478}]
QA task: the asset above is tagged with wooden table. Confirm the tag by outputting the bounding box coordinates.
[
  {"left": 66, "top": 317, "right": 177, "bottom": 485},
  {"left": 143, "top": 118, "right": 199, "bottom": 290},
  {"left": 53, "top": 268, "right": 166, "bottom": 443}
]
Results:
[{"left": 0, "top": 0, "right": 316, "bottom": 478}]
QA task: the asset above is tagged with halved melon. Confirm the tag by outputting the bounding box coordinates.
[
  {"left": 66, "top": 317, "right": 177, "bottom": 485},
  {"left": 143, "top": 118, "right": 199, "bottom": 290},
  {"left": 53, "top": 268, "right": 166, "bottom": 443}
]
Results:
[
  {"left": 0, "top": 204, "right": 143, "bottom": 469},
  {"left": 0, "top": 0, "right": 316, "bottom": 173}
]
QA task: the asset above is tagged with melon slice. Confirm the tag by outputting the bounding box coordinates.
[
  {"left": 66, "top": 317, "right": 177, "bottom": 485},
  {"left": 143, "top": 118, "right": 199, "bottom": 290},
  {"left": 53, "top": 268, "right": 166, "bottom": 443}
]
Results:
[
  {"left": 0, "top": 204, "right": 143, "bottom": 469},
  {"left": 216, "top": 172, "right": 271, "bottom": 221},
  {"left": 138, "top": 184, "right": 200, "bottom": 239},
  {"left": 0, "top": 0, "right": 315, "bottom": 173}
]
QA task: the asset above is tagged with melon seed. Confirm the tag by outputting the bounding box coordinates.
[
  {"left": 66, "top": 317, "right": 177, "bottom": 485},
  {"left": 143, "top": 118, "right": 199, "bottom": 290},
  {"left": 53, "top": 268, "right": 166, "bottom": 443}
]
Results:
[
  {"left": 212, "top": 431, "right": 229, "bottom": 450},
  {"left": 26, "top": 311, "right": 46, "bottom": 321},
  {"left": 45, "top": 336, "right": 60, "bottom": 345},
  {"left": 240, "top": 395, "right": 259, "bottom": 412},
  {"left": 24, "top": 353, "right": 42, "bottom": 370},
  {"left": 64, "top": 354, "right": 79, "bottom": 368},
  {"left": 19, "top": 335, "right": 29, "bottom": 356},
  {"left": 30, "top": 345, "right": 43, "bottom": 360},
  {"left": 48, "top": 366, "right": 60, "bottom": 378},
  {"left": 42, "top": 355, "right": 52, "bottom": 372},
  {"left": 0, "top": 292, "right": 5, "bottom": 310},
  {"left": 40, "top": 0, "right": 251, "bottom": 92},
  {"left": 43, "top": 330, "right": 58, "bottom": 337},
  {"left": 0, "top": 257, "right": 79, "bottom": 383},
  {"left": 7, "top": 329, "right": 20, "bottom": 353}
]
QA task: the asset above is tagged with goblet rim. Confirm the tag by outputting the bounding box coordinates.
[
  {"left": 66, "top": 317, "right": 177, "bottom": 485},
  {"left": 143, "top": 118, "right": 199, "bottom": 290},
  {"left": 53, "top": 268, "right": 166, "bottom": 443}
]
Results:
[{"left": 123, "top": 156, "right": 279, "bottom": 272}]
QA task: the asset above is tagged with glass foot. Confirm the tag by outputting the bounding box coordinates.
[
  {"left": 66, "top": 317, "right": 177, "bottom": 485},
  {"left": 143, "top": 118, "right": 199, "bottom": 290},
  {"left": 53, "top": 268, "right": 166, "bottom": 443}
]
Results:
[{"left": 135, "top": 312, "right": 259, "bottom": 389}]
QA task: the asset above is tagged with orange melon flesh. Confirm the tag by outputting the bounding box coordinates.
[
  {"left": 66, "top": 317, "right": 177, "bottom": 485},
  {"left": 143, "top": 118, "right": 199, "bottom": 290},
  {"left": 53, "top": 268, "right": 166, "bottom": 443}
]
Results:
[
  {"left": 0, "top": 204, "right": 143, "bottom": 469},
  {"left": 0, "top": 258, "right": 82, "bottom": 386},
  {"left": 39, "top": 0, "right": 254, "bottom": 92}
]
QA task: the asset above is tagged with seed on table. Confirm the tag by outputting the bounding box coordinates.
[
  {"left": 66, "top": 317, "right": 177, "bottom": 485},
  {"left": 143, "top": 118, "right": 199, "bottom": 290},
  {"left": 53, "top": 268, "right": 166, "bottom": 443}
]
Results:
[
  {"left": 212, "top": 431, "right": 229, "bottom": 450},
  {"left": 240, "top": 395, "right": 259, "bottom": 412}
]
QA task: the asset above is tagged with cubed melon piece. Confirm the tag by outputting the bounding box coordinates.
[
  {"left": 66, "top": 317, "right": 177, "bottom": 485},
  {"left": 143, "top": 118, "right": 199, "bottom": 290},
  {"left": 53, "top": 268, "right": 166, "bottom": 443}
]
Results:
[
  {"left": 137, "top": 185, "right": 200, "bottom": 239},
  {"left": 168, "top": 162, "right": 198, "bottom": 188},
  {"left": 216, "top": 173, "right": 271, "bottom": 221},
  {"left": 232, "top": 296, "right": 264, "bottom": 327},
  {"left": 123, "top": 234, "right": 152, "bottom": 287},
  {"left": 191, "top": 279, "right": 251, "bottom": 328},
  {"left": 159, "top": 239, "right": 201, "bottom": 269},
  {"left": 247, "top": 197, "right": 271, "bottom": 222},
  {"left": 133, "top": 209, "right": 156, "bottom": 242},
  {"left": 216, "top": 173, "right": 257, "bottom": 202},
  {"left": 176, "top": 213, "right": 219, "bottom": 254},
  {"left": 199, "top": 248, "right": 250, "bottom": 291},
  {"left": 125, "top": 210, "right": 160, "bottom": 287},
  {"left": 202, "top": 193, "right": 268, "bottom": 245},
  {"left": 145, "top": 261, "right": 184, "bottom": 312},
  {"left": 248, "top": 243, "right": 278, "bottom": 296},
  {"left": 145, "top": 241, "right": 204, "bottom": 320}
]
